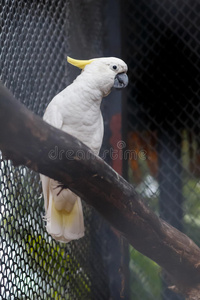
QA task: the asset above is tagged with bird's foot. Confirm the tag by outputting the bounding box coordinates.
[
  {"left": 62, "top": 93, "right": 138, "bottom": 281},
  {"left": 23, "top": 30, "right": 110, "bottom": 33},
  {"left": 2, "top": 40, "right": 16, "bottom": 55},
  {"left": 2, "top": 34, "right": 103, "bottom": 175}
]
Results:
[{"left": 54, "top": 183, "right": 68, "bottom": 196}]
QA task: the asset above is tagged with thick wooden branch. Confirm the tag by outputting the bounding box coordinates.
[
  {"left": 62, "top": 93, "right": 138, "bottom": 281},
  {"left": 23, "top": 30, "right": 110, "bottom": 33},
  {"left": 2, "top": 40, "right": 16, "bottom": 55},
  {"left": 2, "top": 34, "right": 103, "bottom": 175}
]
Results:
[{"left": 0, "top": 83, "right": 200, "bottom": 299}]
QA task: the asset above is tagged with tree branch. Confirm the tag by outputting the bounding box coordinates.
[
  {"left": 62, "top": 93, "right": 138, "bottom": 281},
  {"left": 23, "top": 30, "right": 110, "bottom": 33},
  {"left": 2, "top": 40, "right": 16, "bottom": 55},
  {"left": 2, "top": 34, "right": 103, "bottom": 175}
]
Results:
[{"left": 0, "top": 83, "right": 200, "bottom": 299}]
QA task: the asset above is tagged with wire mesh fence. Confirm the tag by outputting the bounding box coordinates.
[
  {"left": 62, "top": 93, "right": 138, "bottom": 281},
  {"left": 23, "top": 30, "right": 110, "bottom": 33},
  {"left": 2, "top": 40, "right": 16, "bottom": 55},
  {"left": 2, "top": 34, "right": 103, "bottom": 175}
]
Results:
[
  {"left": 0, "top": 1, "right": 112, "bottom": 299},
  {"left": 1, "top": 0, "right": 200, "bottom": 299},
  {"left": 122, "top": 0, "right": 200, "bottom": 299}
]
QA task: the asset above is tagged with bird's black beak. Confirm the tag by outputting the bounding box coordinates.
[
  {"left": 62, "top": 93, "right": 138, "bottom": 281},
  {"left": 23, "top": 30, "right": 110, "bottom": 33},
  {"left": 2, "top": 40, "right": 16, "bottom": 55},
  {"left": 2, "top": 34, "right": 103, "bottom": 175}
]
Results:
[{"left": 113, "top": 73, "right": 129, "bottom": 89}]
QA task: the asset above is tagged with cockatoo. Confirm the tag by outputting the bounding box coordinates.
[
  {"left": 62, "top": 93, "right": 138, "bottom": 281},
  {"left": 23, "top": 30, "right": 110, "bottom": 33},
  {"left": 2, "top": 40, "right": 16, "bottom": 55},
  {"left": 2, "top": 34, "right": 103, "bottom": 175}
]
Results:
[{"left": 41, "top": 56, "right": 128, "bottom": 243}]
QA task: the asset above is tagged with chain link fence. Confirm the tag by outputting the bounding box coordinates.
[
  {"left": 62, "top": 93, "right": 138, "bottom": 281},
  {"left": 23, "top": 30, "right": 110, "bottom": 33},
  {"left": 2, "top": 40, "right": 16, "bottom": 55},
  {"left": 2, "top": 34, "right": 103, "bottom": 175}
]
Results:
[
  {"left": 122, "top": 0, "right": 200, "bottom": 299},
  {"left": 0, "top": 1, "right": 114, "bottom": 299},
  {"left": 1, "top": 0, "right": 200, "bottom": 299}
]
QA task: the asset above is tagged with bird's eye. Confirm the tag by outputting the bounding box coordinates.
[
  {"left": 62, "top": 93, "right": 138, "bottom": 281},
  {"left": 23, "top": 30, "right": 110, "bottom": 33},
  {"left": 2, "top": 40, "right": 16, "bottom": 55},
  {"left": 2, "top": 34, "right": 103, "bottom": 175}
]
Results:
[{"left": 112, "top": 65, "right": 117, "bottom": 70}]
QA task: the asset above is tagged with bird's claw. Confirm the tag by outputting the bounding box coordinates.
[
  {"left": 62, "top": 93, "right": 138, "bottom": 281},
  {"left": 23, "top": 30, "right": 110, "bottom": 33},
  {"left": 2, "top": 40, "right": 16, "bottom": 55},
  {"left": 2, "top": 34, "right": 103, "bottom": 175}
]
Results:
[{"left": 54, "top": 183, "right": 68, "bottom": 196}]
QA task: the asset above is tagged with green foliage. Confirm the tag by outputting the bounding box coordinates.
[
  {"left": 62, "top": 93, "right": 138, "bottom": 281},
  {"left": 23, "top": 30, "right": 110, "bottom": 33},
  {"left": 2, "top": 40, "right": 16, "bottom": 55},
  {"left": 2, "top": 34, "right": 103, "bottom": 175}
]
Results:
[
  {"left": 128, "top": 130, "right": 200, "bottom": 299},
  {"left": 0, "top": 164, "right": 91, "bottom": 300},
  {"left": 129, "top": 248, "right": 162, "bottom": 300},
  {"left": 181, "top": 130, "right": 200, "bottom": 246},
  {"left": 182, "top": 178, "right": 200, "bottom": 247},
  {"left": 128, "top": 159, "right": 161, "bottom": 300}
]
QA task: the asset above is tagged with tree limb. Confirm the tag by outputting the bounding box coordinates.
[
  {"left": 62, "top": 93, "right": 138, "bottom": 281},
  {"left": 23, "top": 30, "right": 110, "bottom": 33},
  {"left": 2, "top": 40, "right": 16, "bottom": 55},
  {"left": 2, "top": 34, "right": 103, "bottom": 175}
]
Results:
[{"left": 0, "top": 83, "right": 200, "bottom": 299}]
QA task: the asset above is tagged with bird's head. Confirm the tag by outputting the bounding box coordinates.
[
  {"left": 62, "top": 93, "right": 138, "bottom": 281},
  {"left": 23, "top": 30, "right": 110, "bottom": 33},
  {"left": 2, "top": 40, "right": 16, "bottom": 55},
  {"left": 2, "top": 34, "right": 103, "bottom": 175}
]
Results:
[{"left": 67, "top": 56, "right": 128, "bottom": 97}]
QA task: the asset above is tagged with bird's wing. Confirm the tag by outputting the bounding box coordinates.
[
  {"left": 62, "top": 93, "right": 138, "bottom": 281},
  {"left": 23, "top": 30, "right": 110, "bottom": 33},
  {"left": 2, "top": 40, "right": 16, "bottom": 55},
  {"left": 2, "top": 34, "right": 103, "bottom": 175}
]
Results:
[
  {"left": 43, "top": 103, "right": 63, "bottom": 129},
  {"left": 41, "top": 101, "right": 84, "bottom": 243},
  {"left": 41, "top": 101, "right": 63, "bottom": 216}
]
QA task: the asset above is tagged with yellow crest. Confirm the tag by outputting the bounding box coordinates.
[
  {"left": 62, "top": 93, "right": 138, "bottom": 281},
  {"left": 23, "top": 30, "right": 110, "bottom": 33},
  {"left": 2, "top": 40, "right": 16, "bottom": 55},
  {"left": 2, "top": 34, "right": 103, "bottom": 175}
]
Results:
[{"left": 67, "top": 56, "right": 95, "bottom": 69}]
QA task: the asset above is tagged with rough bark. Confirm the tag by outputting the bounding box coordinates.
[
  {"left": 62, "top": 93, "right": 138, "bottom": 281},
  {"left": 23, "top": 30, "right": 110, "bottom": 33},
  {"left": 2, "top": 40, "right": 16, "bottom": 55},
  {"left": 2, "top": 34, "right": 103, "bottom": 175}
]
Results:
[{"left": 0, "top": 83, "right": 200, "bottom": 299}]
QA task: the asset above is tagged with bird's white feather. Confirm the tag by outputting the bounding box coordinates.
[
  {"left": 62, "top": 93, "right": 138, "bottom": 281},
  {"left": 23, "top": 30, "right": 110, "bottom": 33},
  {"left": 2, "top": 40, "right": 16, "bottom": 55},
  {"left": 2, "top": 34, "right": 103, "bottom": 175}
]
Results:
[{"left": 41, "top": 56, "right": 128, "bottom": 243}]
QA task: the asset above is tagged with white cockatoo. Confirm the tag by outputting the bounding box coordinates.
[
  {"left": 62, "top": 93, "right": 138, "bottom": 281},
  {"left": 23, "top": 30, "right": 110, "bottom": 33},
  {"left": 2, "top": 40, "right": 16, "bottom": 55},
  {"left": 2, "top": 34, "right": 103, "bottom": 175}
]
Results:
[{"left": 40, "top": 56, "right": 128, "bottom": 243}]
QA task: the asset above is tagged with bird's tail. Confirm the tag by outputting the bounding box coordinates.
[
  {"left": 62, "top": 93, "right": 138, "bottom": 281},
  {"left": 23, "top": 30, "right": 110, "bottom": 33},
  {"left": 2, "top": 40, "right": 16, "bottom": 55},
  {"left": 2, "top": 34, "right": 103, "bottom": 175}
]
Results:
[{"left": 41, "top": 175, "right": 84, "bottom": 243}]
